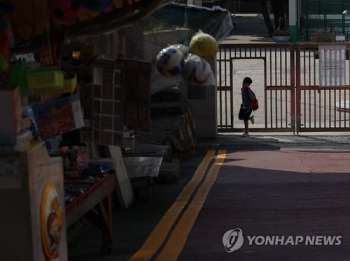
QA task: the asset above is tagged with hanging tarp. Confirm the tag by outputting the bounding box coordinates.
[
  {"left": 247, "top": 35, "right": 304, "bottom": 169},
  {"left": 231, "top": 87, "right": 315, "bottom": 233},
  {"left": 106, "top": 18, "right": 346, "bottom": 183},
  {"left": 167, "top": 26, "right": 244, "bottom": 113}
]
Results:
[
  {"left": 3, "top": 0, "right": 172, "bottom": 53},
  {"left": 151, "top": 3, "right": 234, "bottom": 43}
]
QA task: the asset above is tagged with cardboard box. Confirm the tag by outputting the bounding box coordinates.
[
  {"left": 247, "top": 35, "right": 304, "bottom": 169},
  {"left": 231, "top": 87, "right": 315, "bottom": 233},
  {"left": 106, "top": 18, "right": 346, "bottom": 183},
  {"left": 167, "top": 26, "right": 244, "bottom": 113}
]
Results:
[
  {"left": 21, "top": 117, "right": 31, "bottom": 131},
  {"left": 0, "top": 130, "right": 32, "bottom": 153},
  {"left": 123, "top": 137, "right": 135, "bottom": 152},
  {"left": 123, "top": 131, "right": 135, "bottom": 152},
  {"left": 0, "top": 85, "right": 22, "bottom": 136}
]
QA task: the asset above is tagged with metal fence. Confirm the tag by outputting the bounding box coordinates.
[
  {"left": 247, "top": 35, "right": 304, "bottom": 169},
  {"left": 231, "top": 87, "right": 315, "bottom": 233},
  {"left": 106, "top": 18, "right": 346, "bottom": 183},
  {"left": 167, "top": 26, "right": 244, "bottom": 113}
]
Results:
[
  {"left": 296, "top": 43, "right": 350, "bottom": 132},
  {"left": 217, "top": 43, "right": 295, "bottom": 132},
  {"left": 217, "top": 42, "right": 350, "bottom": 133}
]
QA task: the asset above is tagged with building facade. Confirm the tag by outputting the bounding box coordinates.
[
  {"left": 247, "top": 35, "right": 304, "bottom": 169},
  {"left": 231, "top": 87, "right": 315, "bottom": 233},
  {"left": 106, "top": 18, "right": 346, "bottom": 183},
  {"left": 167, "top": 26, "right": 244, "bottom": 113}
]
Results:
[{"left": 300, "top": 0, "right": 350, "bottom": 41}]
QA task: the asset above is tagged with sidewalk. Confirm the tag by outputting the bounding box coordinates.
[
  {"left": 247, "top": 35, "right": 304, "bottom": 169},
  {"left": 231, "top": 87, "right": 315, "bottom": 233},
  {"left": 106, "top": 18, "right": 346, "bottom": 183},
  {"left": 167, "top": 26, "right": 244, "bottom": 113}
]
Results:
[
  {"left": 199, "top": 132, "right": 350, "bottom": 151},
  {"left": 224, "top": 13, "right": 274, "bottom": 44}
]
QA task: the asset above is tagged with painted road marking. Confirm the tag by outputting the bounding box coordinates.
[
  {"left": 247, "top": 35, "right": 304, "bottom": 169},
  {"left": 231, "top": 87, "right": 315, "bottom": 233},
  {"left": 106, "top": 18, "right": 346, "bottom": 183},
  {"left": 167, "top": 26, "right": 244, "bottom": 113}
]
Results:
[
  {"left": 155, "top": 150, "right": 226, "bottom": 261},
  {"left": 129, "top": 150, "right": 216, "bottom": 261}
]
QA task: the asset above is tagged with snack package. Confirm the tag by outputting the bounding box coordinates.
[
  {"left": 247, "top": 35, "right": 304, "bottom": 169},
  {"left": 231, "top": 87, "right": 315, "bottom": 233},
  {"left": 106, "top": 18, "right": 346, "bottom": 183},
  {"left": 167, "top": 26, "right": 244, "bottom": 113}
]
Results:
[{"left": 71, "top": 146, "right": 89, "bottom": 169}]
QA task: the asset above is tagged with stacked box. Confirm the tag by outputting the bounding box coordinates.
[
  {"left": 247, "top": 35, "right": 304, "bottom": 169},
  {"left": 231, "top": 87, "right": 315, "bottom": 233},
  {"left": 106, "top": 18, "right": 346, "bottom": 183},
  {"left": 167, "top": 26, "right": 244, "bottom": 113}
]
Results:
[
  {"left": 0, "top": 130, "right": 32, "bottom": 153},
  {"left": 0, "top": 85, "right": 21, "bottom": 136}
]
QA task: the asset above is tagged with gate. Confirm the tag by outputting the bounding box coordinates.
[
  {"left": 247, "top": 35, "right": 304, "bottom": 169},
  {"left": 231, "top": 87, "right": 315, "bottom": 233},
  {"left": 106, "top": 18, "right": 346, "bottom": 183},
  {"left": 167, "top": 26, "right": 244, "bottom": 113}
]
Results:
[
  {"left": 217, "top": 43, "right": 295, "bottom": 132},
  {"left": 296, "top": 43, "right": 350, "bottom": 132},
  {"left": 217, "top": 42, "right": 350, "bottom": 133}
]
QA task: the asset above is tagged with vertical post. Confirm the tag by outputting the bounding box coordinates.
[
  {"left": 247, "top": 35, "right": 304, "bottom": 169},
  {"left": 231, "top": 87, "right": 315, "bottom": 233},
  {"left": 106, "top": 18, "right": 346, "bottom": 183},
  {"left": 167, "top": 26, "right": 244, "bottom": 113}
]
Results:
[
  {"left": 295, "top": 45, "right": 301, "bottom": 133},
  {"left": 289, "top": 0, "right": 297, "bottom": 42},
  {"left": 330, "top": 23, "right": 335, "bottom": 42}
]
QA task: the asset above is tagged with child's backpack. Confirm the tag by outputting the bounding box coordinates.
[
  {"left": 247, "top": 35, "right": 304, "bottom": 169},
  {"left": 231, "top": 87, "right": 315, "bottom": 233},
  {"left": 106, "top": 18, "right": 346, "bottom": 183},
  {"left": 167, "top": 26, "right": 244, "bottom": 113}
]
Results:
[
  {"left": 251, "top": 91, "right": 259, "bottom": 110},
  {"left": 246, "top": 88, "right": 259, "bottom": 110}
]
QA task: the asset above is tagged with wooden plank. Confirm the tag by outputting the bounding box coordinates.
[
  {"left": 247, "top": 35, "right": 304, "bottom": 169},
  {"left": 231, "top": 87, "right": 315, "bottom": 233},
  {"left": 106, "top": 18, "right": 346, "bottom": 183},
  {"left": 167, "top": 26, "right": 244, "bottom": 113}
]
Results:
[
  {"left": 104, "top": 145, "right": 134, "bottom": 210},
  {"left": 186, "top": 123, "right": 193, "bottom": 137},
  {"left": 65, "top": 174, "right": 115, "bottom": 227},
  {"left": 97, "top": 194, "right": 113, "bottom": 254},
  {"left": 89, "top": 142, "right": 133, "bottom": 210}
]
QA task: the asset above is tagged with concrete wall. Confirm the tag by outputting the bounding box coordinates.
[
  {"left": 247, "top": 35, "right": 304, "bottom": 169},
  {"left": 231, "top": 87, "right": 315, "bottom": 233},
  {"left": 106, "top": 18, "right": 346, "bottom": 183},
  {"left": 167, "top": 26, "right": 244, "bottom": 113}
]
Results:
[
  {"left": 179, "top": 83, "right": 217, "bottom": 139},
  {"left": 178, "top": 59, "right": 217, "bottom": 139}
]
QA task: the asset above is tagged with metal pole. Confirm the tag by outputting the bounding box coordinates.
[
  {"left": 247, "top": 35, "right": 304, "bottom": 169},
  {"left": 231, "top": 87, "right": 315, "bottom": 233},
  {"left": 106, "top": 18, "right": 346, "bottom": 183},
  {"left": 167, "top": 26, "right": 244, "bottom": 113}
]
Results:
[{"left": 289, "top": 0, "right": 297, "bottom": 42}]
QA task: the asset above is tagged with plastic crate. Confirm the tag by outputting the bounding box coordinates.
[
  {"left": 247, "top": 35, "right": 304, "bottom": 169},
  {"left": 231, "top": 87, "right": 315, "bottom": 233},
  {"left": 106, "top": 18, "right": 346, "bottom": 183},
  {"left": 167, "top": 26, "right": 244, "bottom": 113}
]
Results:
[
  {"left": 9, "top": 60, "right": 31, "bottom": 97},
  {"left": 62, "top": 74, "right": 77, "bottom": 93},
  {"left": 27, "top": 68, "right": 64, "bottom": 95}
]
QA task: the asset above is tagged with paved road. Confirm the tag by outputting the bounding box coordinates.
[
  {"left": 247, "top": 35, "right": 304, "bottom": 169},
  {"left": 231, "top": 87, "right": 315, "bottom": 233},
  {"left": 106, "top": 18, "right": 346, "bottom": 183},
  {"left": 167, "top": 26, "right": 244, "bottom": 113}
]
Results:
[
  {"left": 178, "top": 150, "right": 350, "bottom": 261},
  {"left": 68, "top": 140, "right": 350, "bottom": 261}
]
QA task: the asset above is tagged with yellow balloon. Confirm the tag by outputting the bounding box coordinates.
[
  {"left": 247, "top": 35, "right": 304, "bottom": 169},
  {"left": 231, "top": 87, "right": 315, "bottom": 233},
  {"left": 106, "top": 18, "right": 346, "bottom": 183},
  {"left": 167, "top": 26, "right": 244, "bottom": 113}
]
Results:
[{"left": 189, "top": 33, "right": 218, "bottom": 62}]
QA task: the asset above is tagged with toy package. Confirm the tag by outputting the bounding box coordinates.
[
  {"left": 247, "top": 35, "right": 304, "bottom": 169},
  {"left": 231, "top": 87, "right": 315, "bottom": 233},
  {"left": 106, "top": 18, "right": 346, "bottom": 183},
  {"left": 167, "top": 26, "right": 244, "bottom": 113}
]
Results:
[{"left": 31, "top": 94, "right": 84, "bottom": 139}]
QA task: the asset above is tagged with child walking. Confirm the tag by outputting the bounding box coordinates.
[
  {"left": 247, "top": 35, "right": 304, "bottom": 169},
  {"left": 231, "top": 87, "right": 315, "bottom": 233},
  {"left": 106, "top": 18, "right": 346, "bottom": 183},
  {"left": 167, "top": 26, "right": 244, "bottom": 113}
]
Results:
[{"left": 239, "top": 77, "right": 255, "bottom": 137}]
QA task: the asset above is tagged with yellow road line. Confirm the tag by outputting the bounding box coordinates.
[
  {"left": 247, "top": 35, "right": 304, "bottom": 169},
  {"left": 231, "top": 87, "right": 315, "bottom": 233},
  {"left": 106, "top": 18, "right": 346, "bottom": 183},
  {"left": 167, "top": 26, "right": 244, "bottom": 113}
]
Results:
[
  {"left": 155, "top": 150, "right": 226, "bottom": 261},
  {"left": 129, "top": 150, "right": 216, "bottom": 261}
]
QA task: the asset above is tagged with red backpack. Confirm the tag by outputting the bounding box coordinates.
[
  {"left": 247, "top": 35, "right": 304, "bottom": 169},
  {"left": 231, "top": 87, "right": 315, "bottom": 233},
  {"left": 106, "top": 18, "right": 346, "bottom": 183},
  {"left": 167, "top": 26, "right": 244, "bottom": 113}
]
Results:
[{"left": 245, "top": 88, "right": 259, "bottom": 110}]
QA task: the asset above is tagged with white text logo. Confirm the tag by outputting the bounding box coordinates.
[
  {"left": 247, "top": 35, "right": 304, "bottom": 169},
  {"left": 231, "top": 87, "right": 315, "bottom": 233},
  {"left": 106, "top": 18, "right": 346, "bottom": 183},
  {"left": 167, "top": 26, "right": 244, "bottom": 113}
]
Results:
[
  {"left": 222, "top": 228, "right": 244, "bottom": 253},
  {"left": 247, "top": 235, "right": 342, "bottom": 246},
  {"left": 223, "top": 229, "right": 342, "bottom": 253}
]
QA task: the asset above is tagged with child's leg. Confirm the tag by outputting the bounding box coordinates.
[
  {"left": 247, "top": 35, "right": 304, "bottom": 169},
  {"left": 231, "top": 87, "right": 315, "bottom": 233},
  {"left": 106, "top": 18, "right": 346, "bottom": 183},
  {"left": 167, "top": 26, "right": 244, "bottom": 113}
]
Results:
[{"left": 244, "top": 120, "right": 249, "bottom": 134}]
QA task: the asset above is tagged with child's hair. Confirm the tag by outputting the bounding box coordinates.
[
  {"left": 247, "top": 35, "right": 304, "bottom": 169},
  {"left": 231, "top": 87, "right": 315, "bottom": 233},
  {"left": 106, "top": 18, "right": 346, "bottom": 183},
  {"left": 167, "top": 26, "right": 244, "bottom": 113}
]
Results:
[{"left": 243, "top": 77, "right": 253, "bottom": 84}]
